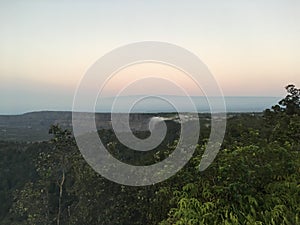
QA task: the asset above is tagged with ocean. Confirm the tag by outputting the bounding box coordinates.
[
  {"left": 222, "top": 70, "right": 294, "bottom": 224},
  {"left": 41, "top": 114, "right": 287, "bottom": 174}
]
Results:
[{"left": 95, "top": 96, "right": 281, "bottom": 113}]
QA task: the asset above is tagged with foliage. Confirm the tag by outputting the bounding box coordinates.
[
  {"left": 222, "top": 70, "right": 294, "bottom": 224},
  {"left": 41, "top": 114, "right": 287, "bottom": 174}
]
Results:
[{"left": 0, "top": 85, "right": 299, "bottom": 224}]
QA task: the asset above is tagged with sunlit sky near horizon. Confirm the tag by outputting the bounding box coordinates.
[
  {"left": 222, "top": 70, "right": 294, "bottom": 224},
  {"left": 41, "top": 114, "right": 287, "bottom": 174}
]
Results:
[{"left": 1, "top": 0, "right": 300, "bottom": 114}]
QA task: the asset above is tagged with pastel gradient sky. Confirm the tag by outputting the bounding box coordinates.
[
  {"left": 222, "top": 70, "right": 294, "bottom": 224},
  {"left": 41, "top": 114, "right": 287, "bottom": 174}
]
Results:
[{"left": 1, "top": 0, "right": 299, "bottom": 114}]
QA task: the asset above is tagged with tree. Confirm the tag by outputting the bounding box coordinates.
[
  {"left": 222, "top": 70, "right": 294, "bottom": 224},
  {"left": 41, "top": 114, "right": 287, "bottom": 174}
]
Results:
[
  {"left": 11, "top": 125, "right": 77, "bottom": 225},
  {"left": 48, "top": 125, "right": 74, "bottom": 225},
  {"left": 277, "top": 84, "right": 299, "bottom": 115}
]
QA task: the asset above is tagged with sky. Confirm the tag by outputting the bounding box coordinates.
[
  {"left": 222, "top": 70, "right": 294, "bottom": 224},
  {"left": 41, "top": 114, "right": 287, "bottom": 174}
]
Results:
[{"left": 0, "top": 0, "right": 300, "bottom": 114}]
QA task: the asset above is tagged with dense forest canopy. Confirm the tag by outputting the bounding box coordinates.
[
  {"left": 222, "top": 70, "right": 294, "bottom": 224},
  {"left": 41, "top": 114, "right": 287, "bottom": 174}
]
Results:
[{"left": 0, "top": 85, "right": 299, "bottom": 225}]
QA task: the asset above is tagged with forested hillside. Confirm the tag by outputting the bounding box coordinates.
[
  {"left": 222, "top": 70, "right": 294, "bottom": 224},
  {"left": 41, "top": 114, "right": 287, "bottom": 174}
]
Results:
[{"left": 0, "top": 85, "right": 299, "bottom": 225}]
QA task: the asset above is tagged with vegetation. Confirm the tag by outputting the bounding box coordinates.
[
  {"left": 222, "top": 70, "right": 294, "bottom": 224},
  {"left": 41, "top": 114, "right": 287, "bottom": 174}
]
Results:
[{"left": 0, "top": 85, "right": 299, "bottom": 224}]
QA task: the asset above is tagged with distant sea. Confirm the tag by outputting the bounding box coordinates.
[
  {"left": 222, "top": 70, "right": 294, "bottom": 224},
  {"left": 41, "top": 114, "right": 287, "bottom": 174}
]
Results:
[
  {"left": 1, "top": 96, "right": 282, "bottom": 115},
  {"left": 94, "top": 96, "right": 281, "bottom": 113}
]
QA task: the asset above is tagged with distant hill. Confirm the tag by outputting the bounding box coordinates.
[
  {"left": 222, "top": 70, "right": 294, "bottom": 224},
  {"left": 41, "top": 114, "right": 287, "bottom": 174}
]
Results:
[
  {"left": 0, "top": 95, "right": 276, "bottom": 142},
  {"left": 0, "top": 110, "right": 263, "bottom": 142},
  {"left": 0, "top": 111, "right": 157, "bottom": 142}
]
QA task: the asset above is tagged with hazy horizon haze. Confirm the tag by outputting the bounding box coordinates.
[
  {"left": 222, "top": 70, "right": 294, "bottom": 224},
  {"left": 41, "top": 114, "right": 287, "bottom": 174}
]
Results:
[{"left": 1, "top": 0, "right": 299, "bottom": 114}]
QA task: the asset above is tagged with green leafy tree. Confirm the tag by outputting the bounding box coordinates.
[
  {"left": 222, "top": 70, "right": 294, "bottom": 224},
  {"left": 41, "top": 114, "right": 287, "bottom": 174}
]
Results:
[
  {"left": 279, "top": 84, "right": 300, "bottom": 115},
  {"left": 265, "top": 84, "right": 300, "bottom": 116},
  {"left": 12, "top": 125, "right": 77, "bottom": 225}
]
